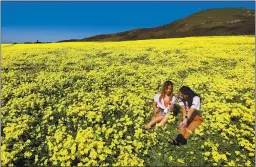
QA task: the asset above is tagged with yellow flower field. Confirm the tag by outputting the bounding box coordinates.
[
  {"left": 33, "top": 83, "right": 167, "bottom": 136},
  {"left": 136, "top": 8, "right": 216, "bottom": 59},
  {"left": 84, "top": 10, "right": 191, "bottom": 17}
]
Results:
[{"left": 1, "top": 36, "right": 255, "bottom": 166}]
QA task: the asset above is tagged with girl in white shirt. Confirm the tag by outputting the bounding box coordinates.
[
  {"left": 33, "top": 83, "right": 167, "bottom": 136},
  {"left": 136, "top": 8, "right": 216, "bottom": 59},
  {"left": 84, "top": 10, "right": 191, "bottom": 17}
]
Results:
[
  {"left": 144, "top": 80, "right": 176, "bottom": 129},
  {"left": 168, "top": 86, "right": 203, "bottom": 146}
]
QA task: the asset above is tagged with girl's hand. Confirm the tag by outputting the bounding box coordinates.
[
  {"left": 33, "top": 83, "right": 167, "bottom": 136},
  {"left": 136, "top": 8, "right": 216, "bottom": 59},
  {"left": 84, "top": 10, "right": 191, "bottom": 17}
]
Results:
[
  {"left": 180, "top": 118, "right": 188, "bottom": 128},
  {"left": 169, "top": 104, "right": 174, "bottom": 113},
  {"left": 154, "top": 108, "right": 160, "bottom": 117}
]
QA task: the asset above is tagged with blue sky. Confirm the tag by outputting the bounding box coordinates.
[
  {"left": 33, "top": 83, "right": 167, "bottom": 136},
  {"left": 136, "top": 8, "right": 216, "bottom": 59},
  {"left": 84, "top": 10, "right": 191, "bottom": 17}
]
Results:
[{"left": 2, "top": 1, "right": 255, "bottom": 43}]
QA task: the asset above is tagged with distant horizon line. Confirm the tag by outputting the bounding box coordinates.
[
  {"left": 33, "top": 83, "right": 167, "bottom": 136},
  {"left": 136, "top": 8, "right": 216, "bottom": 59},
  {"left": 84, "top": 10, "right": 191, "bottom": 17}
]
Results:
[{"left": 2, "top": 35, "right": 255, "bottom": 44}]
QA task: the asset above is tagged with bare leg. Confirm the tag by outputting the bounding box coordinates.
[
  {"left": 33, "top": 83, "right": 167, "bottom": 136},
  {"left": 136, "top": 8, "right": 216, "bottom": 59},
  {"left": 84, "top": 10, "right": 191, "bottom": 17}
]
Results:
[
  {"left": 154, "top": 111, "right": 161, "bottom": 118},
  {"left": 158, "top": 113, "right": 171, "bottom": 126},
  {"left": 144, "top": 115, "right": 164, "bottom": 129}
]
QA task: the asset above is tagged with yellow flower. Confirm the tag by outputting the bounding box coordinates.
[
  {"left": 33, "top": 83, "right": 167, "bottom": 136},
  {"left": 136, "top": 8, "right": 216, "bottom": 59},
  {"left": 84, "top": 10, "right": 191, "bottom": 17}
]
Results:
[
  {"left": 245, "top": 160, "right": 251, "bottom": 166},
  {"left": 235, "top": 151, "right": 240, "bottom": 155},
  {"left": 24, "top": 151, "right": 32, "bottom": 158},
  {"left": 177, "top": 159, "right": 184, "bottom": 163},
  {"left": 228, "top": 160, "right": 236, "bottom": 166},
  {"left": 249, "top": 153, "right": 254, "bottom": 157},
  {"left": 204, "top": 152, "right": 211, "bottom": 156}
]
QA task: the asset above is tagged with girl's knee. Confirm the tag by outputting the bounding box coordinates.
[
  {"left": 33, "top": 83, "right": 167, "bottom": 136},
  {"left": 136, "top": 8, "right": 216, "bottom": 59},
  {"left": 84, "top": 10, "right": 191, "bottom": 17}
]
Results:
[
  {"left": 184, "top": 132, "right": 190, "bottom": 139},
  {"left": 184, "top": 128, "right": 192, "bottom": 139}
]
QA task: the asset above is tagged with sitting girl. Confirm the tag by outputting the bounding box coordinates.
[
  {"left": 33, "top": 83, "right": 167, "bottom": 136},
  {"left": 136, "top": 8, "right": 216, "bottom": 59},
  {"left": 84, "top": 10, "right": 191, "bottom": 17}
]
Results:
[
  {"left": 168, "top": 86, "right": 203, "bottom": 146},
  {"left": 144, "top": 80, "right": 176, "bottom": 129}
]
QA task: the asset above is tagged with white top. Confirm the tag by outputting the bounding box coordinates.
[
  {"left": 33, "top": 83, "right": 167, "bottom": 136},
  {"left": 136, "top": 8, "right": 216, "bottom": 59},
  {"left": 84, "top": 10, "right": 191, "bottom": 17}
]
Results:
[
  {"left": 178, "top": 96, "right": 200, "bottom": 111},
  {"left": 154, "top": 93, "right": 176, "bottom": 110}
]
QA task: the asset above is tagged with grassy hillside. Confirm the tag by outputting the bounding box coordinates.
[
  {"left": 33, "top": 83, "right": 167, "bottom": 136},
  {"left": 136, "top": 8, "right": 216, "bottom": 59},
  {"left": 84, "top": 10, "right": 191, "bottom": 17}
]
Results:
[{"left": 59, "top": 8, "right": 254, "bottom": 42}]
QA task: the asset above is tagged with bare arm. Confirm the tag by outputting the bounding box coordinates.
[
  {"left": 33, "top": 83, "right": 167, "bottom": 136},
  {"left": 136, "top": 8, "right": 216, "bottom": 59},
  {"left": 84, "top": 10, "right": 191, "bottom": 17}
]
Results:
[
  {"left": 180, "top": 105, "right": 189, "bottom": 128},
  {"left": 180, "top": 105, "right": 187, "bottom": 117},
  {"left": 187, "top": 107, "right": 196, "bottom": 119},
  {"left": 169, "top": 103, "right": 174, "bottom": 113},
  {"left": 152, "top": 102, "right": 159, "bottom": 117},
  {"left": 169, "top": 94, "right": 176, "bottom": 113}
]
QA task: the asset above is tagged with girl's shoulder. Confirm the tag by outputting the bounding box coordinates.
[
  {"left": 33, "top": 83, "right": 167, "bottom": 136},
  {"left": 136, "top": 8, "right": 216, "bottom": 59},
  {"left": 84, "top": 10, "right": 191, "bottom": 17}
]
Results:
[
  {"left": 193, "top": 96, "right": 200, "bottom": 100},
  {"left": 193, "top": 96, "right": 201, "bottom": 102},
  {"left": 153, "top": 93, "right": 161, "bottom": 101}
]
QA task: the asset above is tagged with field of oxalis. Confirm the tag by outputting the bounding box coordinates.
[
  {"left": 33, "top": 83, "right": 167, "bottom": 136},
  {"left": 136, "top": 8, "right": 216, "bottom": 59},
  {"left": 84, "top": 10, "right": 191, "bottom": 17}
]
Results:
[{"left": 1, "top": 36, "right": 255, "bottom": 166}]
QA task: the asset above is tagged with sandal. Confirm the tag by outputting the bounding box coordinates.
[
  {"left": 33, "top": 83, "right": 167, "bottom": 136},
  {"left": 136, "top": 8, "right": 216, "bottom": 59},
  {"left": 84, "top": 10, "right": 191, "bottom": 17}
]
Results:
[{"left": 168, "top": 138, "right": 180, "bottom": 146}]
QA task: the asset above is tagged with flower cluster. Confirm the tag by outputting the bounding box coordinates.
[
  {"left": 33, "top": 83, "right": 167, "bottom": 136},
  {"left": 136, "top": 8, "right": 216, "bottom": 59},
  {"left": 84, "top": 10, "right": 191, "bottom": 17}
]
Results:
[{"left": 1, "top": 36, "right": 254, "bottom": 166}]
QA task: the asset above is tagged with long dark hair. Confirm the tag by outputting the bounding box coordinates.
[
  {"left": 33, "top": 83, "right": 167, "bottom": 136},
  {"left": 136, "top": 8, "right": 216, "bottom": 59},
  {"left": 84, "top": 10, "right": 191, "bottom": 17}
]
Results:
[
  {"left": 179, "top": 86, "right": 200, "bottom": 107},
  {"left": 159, "top": 80, "right": 173, "bottom": 102}
]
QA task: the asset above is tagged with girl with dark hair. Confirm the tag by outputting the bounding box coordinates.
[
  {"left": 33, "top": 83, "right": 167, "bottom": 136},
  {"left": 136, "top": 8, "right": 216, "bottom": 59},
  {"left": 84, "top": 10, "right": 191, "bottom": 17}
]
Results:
[
  {"left": 168, "top": 86, "right": 203, "bottom": 146},
  {"left": 144, "top": 80, "right": 176, "bottom": 129}
]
